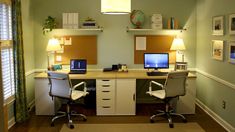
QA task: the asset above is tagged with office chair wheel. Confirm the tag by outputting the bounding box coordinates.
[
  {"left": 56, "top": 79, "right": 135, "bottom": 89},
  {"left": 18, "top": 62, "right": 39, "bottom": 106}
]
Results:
[
  {"left": 169, "top": 123, "right": 174, "bottom": 128},
  {"left": 50, "top": 122, "right": 55, "bottom": 127},
  {"left": 68, "top": 124, "right": 74, "bottom": 129},
  {"left": 150, "top": 119, "right": 154, "bottom": 123},
  {"left": 83, "top": 118, "right": 87, "bottom": 121},
  {"left": 183, "top": 118, "right": 187, "bottom": 123}
]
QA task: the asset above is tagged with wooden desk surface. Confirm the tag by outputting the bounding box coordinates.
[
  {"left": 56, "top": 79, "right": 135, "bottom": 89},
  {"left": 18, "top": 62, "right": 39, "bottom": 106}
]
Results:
[{"left": 35, "top": 70, "right": 196, "bottom": 79}]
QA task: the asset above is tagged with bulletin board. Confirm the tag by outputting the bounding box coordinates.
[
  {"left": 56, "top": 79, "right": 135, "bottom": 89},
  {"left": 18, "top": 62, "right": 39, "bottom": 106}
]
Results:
[
  {"left": 54, "top": 35, "right": 97, "bottom": 64},
  {"left": 134, "top": 35, "right": 176, "bottom": 64}
]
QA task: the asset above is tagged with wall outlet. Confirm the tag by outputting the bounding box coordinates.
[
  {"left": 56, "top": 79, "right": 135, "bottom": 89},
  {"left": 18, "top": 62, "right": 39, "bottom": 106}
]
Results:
[{"left": 222, "top": 100, "right": 226, "bottom": 109}]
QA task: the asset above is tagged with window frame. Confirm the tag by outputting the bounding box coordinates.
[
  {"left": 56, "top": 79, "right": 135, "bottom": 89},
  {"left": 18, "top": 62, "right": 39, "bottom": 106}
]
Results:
[{"left": 0, "top": 2, "right": 15, "bottom": 104}]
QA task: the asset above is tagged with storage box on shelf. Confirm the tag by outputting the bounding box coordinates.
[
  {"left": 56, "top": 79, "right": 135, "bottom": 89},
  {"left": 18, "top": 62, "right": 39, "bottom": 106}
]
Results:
[{"left": 151, "top": 14, "right": 163, "bottom": 30}]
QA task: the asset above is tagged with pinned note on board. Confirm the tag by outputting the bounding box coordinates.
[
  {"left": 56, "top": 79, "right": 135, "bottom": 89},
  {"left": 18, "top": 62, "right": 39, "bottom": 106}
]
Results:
[
  {"left": 64, "top": 37, "right": 72, "bottom": 45},
  {"left": 136, "top": 37, "right": 146, "bottom": 50}
]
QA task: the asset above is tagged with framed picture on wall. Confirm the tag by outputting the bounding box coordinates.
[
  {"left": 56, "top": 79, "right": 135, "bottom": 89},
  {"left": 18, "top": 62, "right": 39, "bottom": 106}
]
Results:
[
  {"left": 228, "top": 42, "right": 235, "bottom": 64},
  {"left": 212, "top": 40, "right": 224, "bottom": 61},
  {"left": 229, "top": 14, "right": 235, "bottom": 35},
  {"left": 212, "top": 16, "right": 224, "bottom": 35},
  {"left": 174, "top": 62, "right": 187, "bottom": 71}
]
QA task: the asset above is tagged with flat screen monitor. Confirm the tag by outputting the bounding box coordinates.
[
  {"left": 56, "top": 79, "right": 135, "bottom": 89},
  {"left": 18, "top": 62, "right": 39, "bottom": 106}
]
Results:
[
  {"left": 144, "top": 53, "right": 169, "bottom": 69},
  {"left": 70, "top": 59, "right": 87, "bottom": 73}
]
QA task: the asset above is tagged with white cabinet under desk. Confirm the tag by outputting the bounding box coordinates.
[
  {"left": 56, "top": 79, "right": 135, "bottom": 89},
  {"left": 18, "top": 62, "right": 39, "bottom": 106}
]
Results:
[
  {"left": 116, "top": 79, "right": 136, "bottom": 115},
  {"left": 176, "top": 78, "right": 196, "bottom": 114},
  {"left": 96, "top": 79, "right": 136, "bottom": 116},
  {"left": 35, "top": 78, "right": 55, "bottom": 115}
]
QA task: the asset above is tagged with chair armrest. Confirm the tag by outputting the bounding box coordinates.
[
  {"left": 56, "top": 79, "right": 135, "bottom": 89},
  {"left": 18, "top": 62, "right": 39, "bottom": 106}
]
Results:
[
  {"left": 48, "top": 77, "right": 67, "bottom": 80},
  {"left": 147, "top": 81, "right": 164, "bottom": 95},
  {"left": 150, "top": 81, "right": 164, "bottom": 89},
  {"left": 72, "top": 81, "right": 87, "bottom": 93}
]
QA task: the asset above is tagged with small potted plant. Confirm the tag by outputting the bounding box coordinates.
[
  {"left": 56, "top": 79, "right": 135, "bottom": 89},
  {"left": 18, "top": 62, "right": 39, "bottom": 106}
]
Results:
[{"left": 42, "top": 16, "right": 57, "bottom": 34}]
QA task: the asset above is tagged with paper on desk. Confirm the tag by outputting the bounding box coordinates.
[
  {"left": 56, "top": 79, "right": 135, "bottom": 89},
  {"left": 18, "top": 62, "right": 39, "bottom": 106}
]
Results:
[{"left": 136, "top": 37, "right": 146, "bottom": 50}]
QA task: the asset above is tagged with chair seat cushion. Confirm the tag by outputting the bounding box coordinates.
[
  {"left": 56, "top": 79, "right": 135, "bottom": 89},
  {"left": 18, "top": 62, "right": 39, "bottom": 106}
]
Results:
[
  {"left": 71, "top": 90, "right": 88, "bottom": 100},
  {"left": 146, "top": 90, "right": 166, "bottom": 99}
]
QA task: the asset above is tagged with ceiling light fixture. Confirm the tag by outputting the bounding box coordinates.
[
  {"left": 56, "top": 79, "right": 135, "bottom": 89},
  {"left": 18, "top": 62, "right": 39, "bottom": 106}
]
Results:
[{"left": 101, "top": 0, "right": 131, "bottom": 15}]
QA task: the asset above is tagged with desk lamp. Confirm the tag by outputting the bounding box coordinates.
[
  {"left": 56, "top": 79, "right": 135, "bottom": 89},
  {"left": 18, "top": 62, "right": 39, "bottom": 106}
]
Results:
[
  {"left": 170, "top": 37, "right": 186, "bottom": 62},
  {"left": 101, "top": 0, "right": 131, "bottom": 14},
  {"left": 46, "top": 38, "right": 61, "bottom": 70}
]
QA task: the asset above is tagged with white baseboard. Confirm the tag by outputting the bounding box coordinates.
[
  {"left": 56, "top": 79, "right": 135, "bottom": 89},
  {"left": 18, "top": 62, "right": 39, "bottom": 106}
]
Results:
[
  {"left": 8, "top": 117, "right": 15, "bottom": 129},
  {"left": 196, "top": 99, "right": 235, "bottom": 132}
]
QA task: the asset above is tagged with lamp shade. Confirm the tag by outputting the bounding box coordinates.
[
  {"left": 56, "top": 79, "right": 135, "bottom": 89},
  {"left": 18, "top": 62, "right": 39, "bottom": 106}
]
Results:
[
  {"left": 101, "top": 0, "right": 131, "bottom": 14},
  {"left": 170, "top": 38, "right": 186, "bottom": 51},
  {"left": 46, "top": 38, "right": 61, "bottom": 52}
]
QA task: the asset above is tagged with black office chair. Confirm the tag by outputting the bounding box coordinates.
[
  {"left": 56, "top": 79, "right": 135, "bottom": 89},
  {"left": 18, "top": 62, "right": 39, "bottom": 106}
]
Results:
[
  {"left": 47, "top": 71, "right": 89, "bottom": 129},
  {"left": 146, "top": 70, "right": 189, "bottom": 128}
]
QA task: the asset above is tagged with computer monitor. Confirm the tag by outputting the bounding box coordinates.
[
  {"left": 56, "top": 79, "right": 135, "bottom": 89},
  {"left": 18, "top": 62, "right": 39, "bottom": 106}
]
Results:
[
  {"left": 144, "top": 53, "right": 169, "bottom": 70},
  {"left": 70, "top": 59, "right": 87, "bottom": 74}
]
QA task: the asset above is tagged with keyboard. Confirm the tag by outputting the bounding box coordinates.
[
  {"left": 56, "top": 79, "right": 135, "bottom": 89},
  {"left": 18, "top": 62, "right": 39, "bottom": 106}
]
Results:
[
  {"left": 146, "top": 72, "right": 168, "bottom": 76},
  {"left": 69, "top": 70, "right": 86, "bottom": 74}
]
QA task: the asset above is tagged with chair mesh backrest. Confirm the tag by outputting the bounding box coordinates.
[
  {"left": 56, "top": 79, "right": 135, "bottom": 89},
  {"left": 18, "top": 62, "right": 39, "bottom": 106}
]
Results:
[
  {"left": 164, "top": 70, "right": 189, "bottom": 98},
  {"left": 48, "top": 71, "right": 72, "bottom": 99}
]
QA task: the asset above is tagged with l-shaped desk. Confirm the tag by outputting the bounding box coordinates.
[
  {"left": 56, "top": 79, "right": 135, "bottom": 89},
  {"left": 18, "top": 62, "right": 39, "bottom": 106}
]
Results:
[{"left": 34, "top": 70, "right": 196, "bottom": 116}]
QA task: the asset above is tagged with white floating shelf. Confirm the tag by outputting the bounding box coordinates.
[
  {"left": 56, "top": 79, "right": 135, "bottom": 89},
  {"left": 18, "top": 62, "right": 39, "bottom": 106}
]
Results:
[
  {"left": 45, "top": 27, "right": 104, "bottom": 32},
  {"left": 126, "top": 27, "right": 185, "bottom": 35}
]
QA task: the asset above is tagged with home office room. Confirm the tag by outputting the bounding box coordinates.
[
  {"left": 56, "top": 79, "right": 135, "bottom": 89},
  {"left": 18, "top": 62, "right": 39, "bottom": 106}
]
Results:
[{"left": 0, "top": 0, "right": 234, "bottom": 132}]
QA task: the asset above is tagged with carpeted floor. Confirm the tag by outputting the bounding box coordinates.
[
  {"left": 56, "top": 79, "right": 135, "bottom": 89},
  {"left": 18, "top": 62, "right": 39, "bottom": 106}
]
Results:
[{"left": 60, "top": 123, "right": 205, "bottom": 132}]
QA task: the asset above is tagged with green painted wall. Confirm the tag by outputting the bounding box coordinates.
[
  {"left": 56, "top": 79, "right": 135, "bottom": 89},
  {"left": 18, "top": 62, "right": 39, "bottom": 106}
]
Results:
[
  {"left": 32, "top": 0, "right": 196, "bottom": 69},
  {"left": 22, "top": 0, "right": 35, "bottom": 106},
  {"left": 22, "top": 0, "right": 35, "bottom": 72},
  {"left": 196, "top": 0, "right": 235, "bottom": 128}
]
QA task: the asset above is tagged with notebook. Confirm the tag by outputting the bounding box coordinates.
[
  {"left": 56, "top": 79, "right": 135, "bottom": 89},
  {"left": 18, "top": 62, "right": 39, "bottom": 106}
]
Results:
[{"left": 69, "top": 59, "right": 87, "bottom": 74}]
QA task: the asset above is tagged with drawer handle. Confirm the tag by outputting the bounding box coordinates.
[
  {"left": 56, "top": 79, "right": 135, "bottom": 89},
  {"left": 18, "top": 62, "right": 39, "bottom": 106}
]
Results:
[
  {"left": 102, "top": 80, "right": 110, "bottom": 81},
  {"left": 102, "top": 98, "right": 110, "bottom": 100},
  {"left": 102, "top": 91, "right": 110, "bottom": 92},
  {"left": 102, "top": 85, "right": 110, "bottom": 87},
  {"left": 102, "top": 106, "right": 111, "bottom": 108}
]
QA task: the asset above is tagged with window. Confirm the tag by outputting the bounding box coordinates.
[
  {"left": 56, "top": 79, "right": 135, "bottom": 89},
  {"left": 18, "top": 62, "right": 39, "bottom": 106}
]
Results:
[{"left": 0, "top": 2, "right": 15, "bottom": 103}]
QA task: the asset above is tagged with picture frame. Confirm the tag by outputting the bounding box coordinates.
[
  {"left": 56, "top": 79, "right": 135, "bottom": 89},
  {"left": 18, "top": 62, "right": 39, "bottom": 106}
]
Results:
[
  {"left": 212, "top": 40, "right": 224, "bottom": 61},
  {"left": 228, "top": 42, "right": 235, "bottom": 64},
  {"left": 212, "top": 16, "right": 224, "bottom": 35},
  {"left": 174, "top": 62, "right": 187, "bottom": 71},
  {"left": 229, "top": 14, "right": 235, "bottom": 35}
]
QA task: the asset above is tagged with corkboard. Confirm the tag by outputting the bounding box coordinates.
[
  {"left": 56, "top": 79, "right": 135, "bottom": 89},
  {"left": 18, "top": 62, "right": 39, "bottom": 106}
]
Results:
[
  {"left": 134, "top": 35, "right": 176, "bottom": 64},
  {"left": 55, "top": 35, "right": 97, "bottom": 64}
]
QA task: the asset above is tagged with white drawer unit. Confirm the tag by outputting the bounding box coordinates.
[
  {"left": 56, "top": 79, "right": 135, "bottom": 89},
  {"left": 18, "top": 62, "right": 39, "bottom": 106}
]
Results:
[{"left": 96, "top": 79, "right": 116, "bottom": 115}]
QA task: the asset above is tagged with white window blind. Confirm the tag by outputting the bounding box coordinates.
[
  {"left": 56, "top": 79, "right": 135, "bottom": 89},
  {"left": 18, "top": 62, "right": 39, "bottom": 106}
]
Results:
[{"left": 0, "top": 2, "right": 14, "bottom": 102}]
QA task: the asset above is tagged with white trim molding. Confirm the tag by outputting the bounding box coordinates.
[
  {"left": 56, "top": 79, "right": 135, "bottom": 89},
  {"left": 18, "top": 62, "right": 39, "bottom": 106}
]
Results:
[
  {"left": 196, "top": 69, "right": 235, "bottom": 90},
  {"left": 25, "top": 69, "right": 36, "bottom": 77},
  {"left": 25, "top": 69, "right": 48, "bottom": 77},
  {"left": 196, "top": 99, "right": 235, "bottom": 132}
]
